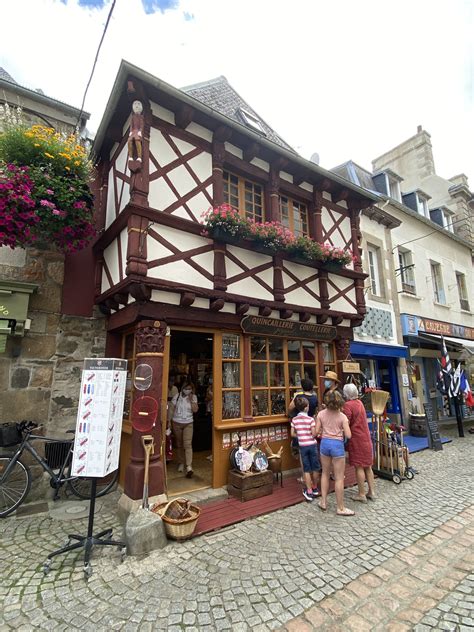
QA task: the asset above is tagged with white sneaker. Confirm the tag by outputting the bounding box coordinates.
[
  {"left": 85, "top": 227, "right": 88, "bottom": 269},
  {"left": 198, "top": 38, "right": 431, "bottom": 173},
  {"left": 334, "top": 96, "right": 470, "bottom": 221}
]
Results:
[{"left": 177, "top": 463, "right": 184, "bottom": 473}]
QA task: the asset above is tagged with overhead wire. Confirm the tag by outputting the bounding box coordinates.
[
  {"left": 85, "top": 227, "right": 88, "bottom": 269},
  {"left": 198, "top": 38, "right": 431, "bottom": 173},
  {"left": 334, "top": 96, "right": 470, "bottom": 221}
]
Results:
[{"left": 75, "top": 0, "right": 117, "bottom": 133}]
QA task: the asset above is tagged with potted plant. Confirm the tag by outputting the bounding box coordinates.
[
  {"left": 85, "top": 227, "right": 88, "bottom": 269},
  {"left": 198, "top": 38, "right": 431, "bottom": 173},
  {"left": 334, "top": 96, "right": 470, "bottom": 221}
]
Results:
[{"left": 0, "top": 104, "right": 96, "bottom": 253}]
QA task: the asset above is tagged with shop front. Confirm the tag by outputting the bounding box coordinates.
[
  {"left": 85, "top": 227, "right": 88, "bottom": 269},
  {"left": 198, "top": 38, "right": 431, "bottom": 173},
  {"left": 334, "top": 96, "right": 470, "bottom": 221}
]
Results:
[
  {"left": 117, "top": 315, "right": 340, "bottom": 496},
  {"left": 349, "top": 341, "right": 407, "bottom": 423},
  {"left": 401, "top": 314, "right": 474, "bottom": 420}
]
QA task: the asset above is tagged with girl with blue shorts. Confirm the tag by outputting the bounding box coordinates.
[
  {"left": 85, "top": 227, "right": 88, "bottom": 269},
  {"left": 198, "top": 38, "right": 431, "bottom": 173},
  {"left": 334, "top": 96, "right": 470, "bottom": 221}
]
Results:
[{"left": 315, "top": 390, "right": 354, "bottom": 516}]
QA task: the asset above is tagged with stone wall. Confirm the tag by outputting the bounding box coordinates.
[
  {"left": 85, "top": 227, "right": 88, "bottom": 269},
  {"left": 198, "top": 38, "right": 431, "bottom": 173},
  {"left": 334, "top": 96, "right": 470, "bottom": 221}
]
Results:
[{"left": 0, "top": 246, "right": 107, "bottom": 436}]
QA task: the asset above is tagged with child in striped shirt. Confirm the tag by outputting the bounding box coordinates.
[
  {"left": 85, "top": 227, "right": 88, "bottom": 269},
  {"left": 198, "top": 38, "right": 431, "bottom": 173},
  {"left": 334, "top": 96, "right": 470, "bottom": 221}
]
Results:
[{"left": 290, "top": 396, "right": 321, "bottom": 501}]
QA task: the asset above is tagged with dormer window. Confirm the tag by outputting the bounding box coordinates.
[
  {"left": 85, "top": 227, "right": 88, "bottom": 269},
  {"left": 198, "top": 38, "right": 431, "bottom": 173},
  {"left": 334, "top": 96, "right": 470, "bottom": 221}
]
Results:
[
  {"left": 442, "top": 209, "right": 454, "bottom": 233},
  {"left": 416, "top": 193, "right": 429, "bottom": 218},
  {"left": 387, "top": 175, "right": 401, "bottom": 202},
  {"left": 238, "top": 108, "right": 265, "bottom": 135}
]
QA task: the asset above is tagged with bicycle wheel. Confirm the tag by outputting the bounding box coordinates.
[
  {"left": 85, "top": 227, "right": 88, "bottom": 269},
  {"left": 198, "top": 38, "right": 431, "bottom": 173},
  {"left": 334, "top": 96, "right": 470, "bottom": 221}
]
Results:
[
  {"left": 0, "top": 458, "right": 31, "bottom": 518},
  {"left": 67, "top": 468, "right": 118, "bottom": 500}
]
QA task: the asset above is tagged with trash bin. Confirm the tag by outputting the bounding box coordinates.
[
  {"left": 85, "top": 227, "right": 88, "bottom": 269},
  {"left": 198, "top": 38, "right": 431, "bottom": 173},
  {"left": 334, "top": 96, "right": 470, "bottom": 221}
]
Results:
[{"left": 409, "top": 413, "right": 427, "bottom": 437}]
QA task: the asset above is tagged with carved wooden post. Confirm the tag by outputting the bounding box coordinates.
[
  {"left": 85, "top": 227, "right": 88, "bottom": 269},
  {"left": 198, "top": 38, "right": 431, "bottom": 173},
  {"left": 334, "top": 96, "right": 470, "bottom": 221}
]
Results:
[
  {"left": 213, "top": 243, "right": 227, "bottom": 291},
  {"left": 268, "top": 166, "right": 280, "bottom": 223},
  {"left": 335, "top": 337, "right": 351, "bottom": 382},
  {"left": 126, "top": 214, "right": 148, "bottom": 278},
  {"left": 124, "top": 320, "right": 167, "bottom": 499},
  {"left": 313, "top": 190, "right": 323, "bottom": 242},
  {"left": 348, "top": 201, "right": 366, "bottom": 316},
  {"left": 317, "top": 270, "right": 330, "bottom": 324},
  {"left": 212, "top": 140, "right": 226, "bottom": 207},
  {"left": 273, "top": 253, "right": 285, "bottom": 303},
  {"left": 127, "top": 87, "right": 151, "bottom": 208}
]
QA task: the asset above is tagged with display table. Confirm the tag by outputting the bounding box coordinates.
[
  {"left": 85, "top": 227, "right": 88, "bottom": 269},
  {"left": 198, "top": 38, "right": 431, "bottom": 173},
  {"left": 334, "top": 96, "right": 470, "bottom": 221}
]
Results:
[{"left": 227, "top": 469, "right": 273, "bottom": 502}]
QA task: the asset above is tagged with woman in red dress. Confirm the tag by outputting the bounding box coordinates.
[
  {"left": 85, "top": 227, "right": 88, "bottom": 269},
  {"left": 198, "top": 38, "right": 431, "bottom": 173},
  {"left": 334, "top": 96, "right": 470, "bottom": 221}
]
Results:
[{"left": 343, "top": 383, "right": 376, "bottom": 503}]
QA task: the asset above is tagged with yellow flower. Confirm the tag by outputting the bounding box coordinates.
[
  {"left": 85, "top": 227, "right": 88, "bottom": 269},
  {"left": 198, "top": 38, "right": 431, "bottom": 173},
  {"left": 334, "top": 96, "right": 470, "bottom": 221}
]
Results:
[
  {"left": 65, "top": 166, "right": 70, "bottom": 171},
  {"left": 34, "top": 143, "right": 40, "bottom": 147},
  {"left": 74, "top": 160, "right": 80, "bottom": 166},
  {"left": 44, "top": 152, "right": 54, "bottom": 159}
]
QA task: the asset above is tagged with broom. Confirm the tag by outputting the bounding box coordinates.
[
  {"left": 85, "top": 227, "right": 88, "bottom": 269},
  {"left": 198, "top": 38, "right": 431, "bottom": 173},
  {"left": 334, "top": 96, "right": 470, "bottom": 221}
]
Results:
[{"left": 371, "top": 391, "right": 390, "bottom": 471}]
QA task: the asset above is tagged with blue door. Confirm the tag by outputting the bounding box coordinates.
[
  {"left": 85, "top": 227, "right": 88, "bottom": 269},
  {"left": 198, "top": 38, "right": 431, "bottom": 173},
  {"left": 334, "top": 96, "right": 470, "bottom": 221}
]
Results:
[{"left": 377, "top": 359, "right": 401, "bottom": 418}]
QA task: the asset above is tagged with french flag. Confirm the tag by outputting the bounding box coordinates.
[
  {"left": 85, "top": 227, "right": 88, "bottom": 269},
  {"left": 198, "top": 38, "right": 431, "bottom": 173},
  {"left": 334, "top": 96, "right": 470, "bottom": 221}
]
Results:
[{"left": 460, "top": 369, "right": 474, "bottom": 408}]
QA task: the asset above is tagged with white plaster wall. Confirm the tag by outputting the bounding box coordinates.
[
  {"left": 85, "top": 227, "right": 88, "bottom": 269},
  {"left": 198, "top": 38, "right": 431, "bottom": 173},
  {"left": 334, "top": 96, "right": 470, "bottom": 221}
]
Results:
[
  {"left": 102, "top": 238, "right": 121, "bottom": 292},
  {"left": 389, "top": 207, "right": 473, "bottom": 327},
  {"left": 150, "top": 102, "right": 175, "bottom": 124},
  {"left": 105, "top": 144, "right": 130, "bottom": 228},
  {"left": 224, "top": 142, "right": 243, "bottom": 159},
  {"left": 147, "top": 227, "right": 214, "bottom": 289},
  {"left": 151, "top": 290, "right": 181, "bottom": 305},
  {"left": 250, "top": 158, "right": 270, "bottom": 172},
  {"left": 186, "top": 122, "right": 213, "bottom": 142},
  {"left": 149, "top": 127, "right": 212, "bottom": 217},
  {"left": 225, "top": 246, "right": 273, "bottom": 301},
  {"left": 327, "top": 275, "right": 356, "bottom": 312},
  {"left": 321, "top": 207, "right": 351, "bottom": 249},
  {"left": 279, "top": 171, "right": 293, "bottom": 183},
  {"left": 282, "top": 261, "right": 321, "bottom": 309}
]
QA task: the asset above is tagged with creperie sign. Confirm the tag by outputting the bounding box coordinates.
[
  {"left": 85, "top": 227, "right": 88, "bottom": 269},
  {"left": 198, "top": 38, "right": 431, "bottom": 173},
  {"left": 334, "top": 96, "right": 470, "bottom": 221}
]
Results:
[{"left": 418, "top": 318, "right": 474, "bottom": 341}]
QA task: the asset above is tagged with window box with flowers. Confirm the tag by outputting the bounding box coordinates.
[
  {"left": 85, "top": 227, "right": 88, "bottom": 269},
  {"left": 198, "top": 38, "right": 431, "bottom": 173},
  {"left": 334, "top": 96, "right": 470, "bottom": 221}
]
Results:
[
  {"left": 201, "top": 205, "right": 354, "bottom": 269},
  {"left": 0, "top": 105, "right": 95, "bottom": 253}
]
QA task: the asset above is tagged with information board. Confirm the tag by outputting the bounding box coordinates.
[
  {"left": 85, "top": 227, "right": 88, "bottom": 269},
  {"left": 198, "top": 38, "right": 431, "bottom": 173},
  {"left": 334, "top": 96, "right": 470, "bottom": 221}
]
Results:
[
  {"left": 71, "top": 358, "right": 128, "bottom": 477},
  {"left": 423, "top": 402, "right": 443, "bottom": 451}
]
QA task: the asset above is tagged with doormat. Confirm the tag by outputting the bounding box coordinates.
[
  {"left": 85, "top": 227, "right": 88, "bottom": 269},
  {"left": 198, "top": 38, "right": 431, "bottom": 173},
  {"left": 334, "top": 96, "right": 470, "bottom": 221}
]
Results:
[{"left": 403, "top": 434, "right": 452, "bottom": 454}]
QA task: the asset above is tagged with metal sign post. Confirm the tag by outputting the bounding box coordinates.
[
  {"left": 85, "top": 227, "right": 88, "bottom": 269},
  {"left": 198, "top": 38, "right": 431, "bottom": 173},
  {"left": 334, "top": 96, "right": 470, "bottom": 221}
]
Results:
[{"left": 44, "top": 358, "right": 128, "bottom": 579}]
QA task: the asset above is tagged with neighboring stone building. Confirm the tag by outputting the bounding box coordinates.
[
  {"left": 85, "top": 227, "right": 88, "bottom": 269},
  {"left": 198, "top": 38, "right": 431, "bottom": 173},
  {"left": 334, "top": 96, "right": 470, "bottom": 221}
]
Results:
[
  {"left": 0, "top": 69, "right": 105, "bottom": 436},
  {"left": 0, "top": 67, "right": 89, "bottom": 136},
  {"left": 334, "top": 130, "right": 474, "bottom": 423}
]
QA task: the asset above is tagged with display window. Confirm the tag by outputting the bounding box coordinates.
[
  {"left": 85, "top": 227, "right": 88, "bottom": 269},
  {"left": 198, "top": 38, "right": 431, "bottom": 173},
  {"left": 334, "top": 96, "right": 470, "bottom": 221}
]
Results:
[
  {"left": 250, "top": 336, "right": 327, "bottom": 417},
  {"left": 221, "top": 333, "right": 243, "bottom": 420}
]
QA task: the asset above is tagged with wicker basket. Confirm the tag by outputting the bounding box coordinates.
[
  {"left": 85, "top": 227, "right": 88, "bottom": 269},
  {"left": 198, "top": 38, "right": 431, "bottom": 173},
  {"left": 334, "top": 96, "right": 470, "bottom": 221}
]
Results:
[{"left": 151, "top": 498, "right": 201, "bottom": 541}]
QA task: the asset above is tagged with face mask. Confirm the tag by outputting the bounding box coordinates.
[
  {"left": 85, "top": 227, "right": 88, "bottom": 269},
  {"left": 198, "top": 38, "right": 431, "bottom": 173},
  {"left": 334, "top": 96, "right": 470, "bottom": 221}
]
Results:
[
  {"left": 183, "top": 388, "right": 192, "bottom": 395},
  {"left": 324, "top": 380, "right": 333, "bottom": 389}
]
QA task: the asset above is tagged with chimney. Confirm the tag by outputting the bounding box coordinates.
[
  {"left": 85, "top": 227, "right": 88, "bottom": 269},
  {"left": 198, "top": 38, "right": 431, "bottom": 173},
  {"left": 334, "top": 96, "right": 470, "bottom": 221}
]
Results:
[{"left": 417, "top": 125, "right": 423, "bottom": 133}]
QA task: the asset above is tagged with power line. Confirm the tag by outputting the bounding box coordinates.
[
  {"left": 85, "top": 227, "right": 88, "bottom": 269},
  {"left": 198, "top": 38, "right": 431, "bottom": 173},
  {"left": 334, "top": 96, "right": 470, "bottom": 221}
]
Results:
[
  {"left": 75, "top": 0, "right": 116, "bottom": 133},
  {"left": 392, "top": 216, "right": 469, "bottom": 252}
]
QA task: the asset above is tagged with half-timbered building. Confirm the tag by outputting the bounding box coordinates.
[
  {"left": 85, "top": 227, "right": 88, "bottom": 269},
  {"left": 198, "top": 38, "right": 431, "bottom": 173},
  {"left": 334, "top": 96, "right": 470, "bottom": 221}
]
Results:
[{"left": 83, "top": 61, "right": 377, "bottom": 502}]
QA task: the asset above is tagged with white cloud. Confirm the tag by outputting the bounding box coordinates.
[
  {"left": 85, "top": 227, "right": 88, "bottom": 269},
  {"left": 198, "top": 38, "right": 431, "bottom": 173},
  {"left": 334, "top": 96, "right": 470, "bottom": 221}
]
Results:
[{"left": 1, "top": 0, "right": 473, "bottom": 183}]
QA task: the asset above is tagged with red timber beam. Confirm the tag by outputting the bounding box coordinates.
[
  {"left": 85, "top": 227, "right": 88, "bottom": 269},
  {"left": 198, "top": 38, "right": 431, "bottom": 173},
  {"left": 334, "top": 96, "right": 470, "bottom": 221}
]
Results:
[
  {"left": 347, "top": 197, "right": 370, "bottom": 318},
  {"left": 212, "top": 125, "right": 232, "bottom": 207}
]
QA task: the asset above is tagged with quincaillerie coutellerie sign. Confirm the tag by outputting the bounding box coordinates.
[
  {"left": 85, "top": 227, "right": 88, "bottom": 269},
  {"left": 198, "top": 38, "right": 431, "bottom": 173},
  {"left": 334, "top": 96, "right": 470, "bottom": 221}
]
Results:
[{"left": 240, "top": 316, "right": 337, "bottom": 341}]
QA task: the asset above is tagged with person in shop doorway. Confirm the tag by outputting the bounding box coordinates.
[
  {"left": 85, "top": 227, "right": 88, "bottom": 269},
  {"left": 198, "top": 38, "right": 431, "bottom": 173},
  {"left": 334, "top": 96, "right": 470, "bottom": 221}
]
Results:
[
  {"left": 315, "top": 390, "right": 354, "bottom": 516},
  {"left": 169, "top": 381, "right": 198, "bottom": 478},
  {"left": 342, "top": 383, "right": 376, "bottom": 503}
]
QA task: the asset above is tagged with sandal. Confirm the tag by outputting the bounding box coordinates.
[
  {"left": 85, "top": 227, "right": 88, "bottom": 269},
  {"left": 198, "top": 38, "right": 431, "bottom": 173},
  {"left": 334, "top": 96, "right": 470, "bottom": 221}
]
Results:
[
  {"left": 337, "top": 508, "right": 355, "bottom": 516},
  {"left": 366, "top": 495, "right": 377, "bottom": 501},
  {"left": 318, "top": 501, "right": 327, "bottom": 511},
  {"left": 351, "top": 496, "right": 367, "bottom": 503}
]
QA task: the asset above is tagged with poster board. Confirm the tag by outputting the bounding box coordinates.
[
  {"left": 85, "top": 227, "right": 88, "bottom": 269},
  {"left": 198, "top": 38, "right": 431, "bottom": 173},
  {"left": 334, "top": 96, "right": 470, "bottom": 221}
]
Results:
[
  {"left": 71, "top": 358, "right": 128, "bottom": 477},
  {"left": 423, "top": 402, "right": 443, "bottom": 451}
]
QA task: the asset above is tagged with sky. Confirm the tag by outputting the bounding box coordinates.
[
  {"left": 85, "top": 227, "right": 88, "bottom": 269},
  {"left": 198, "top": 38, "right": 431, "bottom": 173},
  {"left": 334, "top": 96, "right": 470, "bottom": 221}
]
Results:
[{"left": 1, "top": 0, "right": 473, "bottom": 184}]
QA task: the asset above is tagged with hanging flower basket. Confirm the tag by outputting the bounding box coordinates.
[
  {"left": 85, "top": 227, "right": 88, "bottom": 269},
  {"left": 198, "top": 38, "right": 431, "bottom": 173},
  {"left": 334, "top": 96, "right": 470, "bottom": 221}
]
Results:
[{"left": 0, "top": 105, "right": 96, "bottom": 253}]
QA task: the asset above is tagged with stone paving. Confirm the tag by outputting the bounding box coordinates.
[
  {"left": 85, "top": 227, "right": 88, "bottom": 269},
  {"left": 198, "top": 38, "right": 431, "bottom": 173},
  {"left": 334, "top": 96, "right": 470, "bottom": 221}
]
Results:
[{"left": 0, "top": 426, "right": 473, "bottom": 631}]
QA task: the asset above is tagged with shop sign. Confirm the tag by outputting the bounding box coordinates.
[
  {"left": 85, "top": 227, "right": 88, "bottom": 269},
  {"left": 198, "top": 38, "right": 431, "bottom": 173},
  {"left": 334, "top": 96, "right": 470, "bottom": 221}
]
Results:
[
  {"left": 240, "top": 316, "right": 337, "bottom": 341},
  {"left": 401, "top": 314, "right": 474, "bottom": 341},
  {"left": 342, "top": 361, "right": 360, "bottom": 373}
]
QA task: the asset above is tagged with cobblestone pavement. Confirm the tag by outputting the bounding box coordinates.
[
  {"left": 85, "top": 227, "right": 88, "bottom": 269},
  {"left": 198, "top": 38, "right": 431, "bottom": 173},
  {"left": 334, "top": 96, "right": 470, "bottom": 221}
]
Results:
[{"left": 1, "top": 427, "right": 473, "bottom": 631}]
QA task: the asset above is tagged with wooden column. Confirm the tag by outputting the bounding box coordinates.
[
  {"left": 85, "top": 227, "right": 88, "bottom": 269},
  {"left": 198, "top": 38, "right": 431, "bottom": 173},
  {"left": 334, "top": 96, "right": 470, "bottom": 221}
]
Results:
[
  {"left": 214, "top": 243, "right": 227, "bottom": 291},
  {"left": 242, "top": 335, "right": 253, "bottom": 423},
  {"left": 348, "top": 201, "right": 366, "bottom": 315},
  {"left": 317, "top": 270, "right": 330, "bottom": 324},
  {"left": 268, "top": 166, "right": 280, "bottom": 223},
  {"left": 124, "top": 320, "right": 167, "bottom": 499},
  {"left": 127, "top": 85, "right": 151, "bottom": 208},
  {"left": 313, "top": 190, "right": 323, "bottom": 242},
  {"left": 335, "top": 337, "right": 351, "bottom": 382},
  {"left": 273, "top": 253, "right": 285, "bottom": 303},
  {"left": 212, "top": 140, "right": 225, "bottom": 207},
  {"left": 126, "top": 214, "right": 148, "bottom": 278}
]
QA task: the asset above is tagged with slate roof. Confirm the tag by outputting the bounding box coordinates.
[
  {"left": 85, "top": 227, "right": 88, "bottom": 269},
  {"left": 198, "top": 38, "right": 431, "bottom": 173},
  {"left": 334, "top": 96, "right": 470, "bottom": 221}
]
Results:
[
  {"left": 331, "top": 160, "right": 381, "bottom": 195},
  {"left": 181, "top": 76, "right": 295, "bottom": 153},
  {"left": 0, "top": 67, "right": 17, "bottom": 83}
]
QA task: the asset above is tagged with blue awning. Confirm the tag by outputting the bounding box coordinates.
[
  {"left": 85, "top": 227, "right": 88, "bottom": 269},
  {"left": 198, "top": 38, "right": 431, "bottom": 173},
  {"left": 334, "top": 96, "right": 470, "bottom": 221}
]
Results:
[{"left": 350, "top": 341, "right": 408, "bottom": 358}]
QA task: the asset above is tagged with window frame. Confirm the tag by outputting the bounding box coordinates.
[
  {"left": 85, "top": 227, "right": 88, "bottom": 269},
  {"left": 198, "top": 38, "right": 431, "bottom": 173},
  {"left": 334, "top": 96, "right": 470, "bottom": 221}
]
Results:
[
  {"left": 430, "top": 262, "right": 446, "bottom": 304},
  {"left": 223, "top": 169, "right": 265, "bottom": 223},
  {"left": 367, "top": 245, "right": 382, "bottom": 296},
  {"left": 398, "top": 248, "right": 416, "bottom": 294},
  {"left": 456, "top": 272, "right": 470, "bottom": 311},
  {"left": 278, "top": 194, "right": 309, "bottom": 237}
]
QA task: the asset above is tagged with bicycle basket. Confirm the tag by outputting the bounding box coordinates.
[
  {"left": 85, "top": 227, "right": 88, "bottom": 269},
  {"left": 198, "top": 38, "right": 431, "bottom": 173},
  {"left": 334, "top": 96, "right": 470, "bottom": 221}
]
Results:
[
  {"left": 0, "top": 423, "right": 22, "bottom": 447},
  {"left": 45, "top": 441, "right": 71, "bottom": 469}
]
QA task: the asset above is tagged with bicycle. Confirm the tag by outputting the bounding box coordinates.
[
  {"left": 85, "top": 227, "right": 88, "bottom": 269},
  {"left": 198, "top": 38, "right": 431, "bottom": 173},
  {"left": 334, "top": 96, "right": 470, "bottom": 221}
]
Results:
[{"left": 0, "top": 421, "right": 118, "bottom": 518}]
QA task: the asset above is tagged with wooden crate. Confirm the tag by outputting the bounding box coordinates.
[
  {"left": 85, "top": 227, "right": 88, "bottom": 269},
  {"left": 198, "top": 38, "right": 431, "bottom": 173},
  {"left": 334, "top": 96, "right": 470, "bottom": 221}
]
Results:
[{"left": 227, "top": 469, "right": 273, "bottom": 502}]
